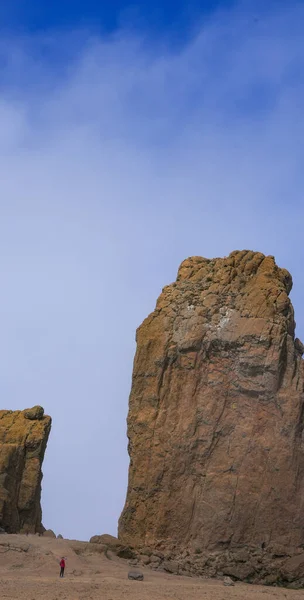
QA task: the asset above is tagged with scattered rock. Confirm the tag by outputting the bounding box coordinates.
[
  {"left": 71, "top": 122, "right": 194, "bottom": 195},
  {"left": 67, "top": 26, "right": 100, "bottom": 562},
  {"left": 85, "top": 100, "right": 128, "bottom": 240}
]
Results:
[
  {"left": 128, "top": 570, "right": 144, "bottom": 581},
  {"left": 223, "top": 576, "right": 235, "bottom": 586}
]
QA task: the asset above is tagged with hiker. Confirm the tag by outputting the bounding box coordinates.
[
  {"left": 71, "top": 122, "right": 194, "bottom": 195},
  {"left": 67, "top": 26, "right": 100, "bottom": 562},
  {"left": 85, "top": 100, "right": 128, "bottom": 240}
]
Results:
[{"left": 59, "top": 557, "right": 66, "bottom": 577}]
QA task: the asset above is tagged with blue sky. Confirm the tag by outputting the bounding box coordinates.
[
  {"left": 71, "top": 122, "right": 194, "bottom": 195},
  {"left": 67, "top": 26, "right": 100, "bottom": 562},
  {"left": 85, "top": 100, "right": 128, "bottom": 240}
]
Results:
[
  {"left": 1, "top": 0, "right": 234, "bottom": 37},
  {"left": 1, "top": 0, "right": 304, "bottom": 541}
]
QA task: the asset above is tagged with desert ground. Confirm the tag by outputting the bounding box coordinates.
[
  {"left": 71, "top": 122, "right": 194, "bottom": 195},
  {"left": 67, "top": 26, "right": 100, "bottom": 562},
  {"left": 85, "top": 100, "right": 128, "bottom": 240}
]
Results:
[{"left": 0, "top": 534, "right": 302, "bottom": 600}]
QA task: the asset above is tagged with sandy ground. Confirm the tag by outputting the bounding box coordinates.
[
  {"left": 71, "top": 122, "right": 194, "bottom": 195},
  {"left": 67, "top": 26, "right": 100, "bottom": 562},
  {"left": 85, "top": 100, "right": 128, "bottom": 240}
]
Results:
[{"left": 0, "top": 535, "right": 302, "bottom": 600}]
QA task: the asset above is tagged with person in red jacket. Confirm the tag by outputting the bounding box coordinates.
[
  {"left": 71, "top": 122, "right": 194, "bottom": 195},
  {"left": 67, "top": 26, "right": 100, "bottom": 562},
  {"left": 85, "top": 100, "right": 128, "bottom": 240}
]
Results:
[{"left": 59, "top": 557, "right": 66, "bottom": 578}]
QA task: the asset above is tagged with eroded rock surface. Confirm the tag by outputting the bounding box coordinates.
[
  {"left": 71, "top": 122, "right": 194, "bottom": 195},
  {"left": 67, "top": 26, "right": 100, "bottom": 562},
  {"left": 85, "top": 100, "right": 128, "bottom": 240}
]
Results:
[
  {"left": 119, "top": 251, "right": 304, "bottom": 583},
  {"left": 0, "top": 406, "right": 51, "bottom": 533}
]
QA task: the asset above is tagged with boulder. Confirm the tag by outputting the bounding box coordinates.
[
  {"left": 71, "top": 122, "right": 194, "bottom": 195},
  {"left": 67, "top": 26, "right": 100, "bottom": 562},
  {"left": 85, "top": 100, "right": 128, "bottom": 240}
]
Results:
[
  {"left": 43, "top": 529, "right": 56, "bottom": 538},
  {"left": 129, "top": 559, "right": 139, "bottom": 566},
  {"left": 140, "top": 554, "right": 151, "bottom": 565},
  {"left": 163, "top": 560, "right": 180, "bottom": 575},
  {"left": 281, "top": 554, "right": 304, "bottom": 582},
  {"left": 128, "top": 570, "right": 144, "bottom": 581},
  {"left": 89, "top": 534, "right": 121, "bottom": 548},
  {"left": 89, "top": 534, "right": 136, "bottom": 560},
  {"left": 150, "top": 554, "right": 161, "bottom": 566},
  {"left": 70, "top": 541, "right": 106, "bottom": 555},
  {"left": 24, "top": 406, "right": 45, "bottom": 420},
  {"left": 116, "top": 546, "right": 137, "bottom": 559}
]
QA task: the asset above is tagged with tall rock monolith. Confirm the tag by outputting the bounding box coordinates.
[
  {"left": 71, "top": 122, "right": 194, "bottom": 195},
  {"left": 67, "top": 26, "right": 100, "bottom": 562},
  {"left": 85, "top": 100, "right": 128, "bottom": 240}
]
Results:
[
  {"left": 0, "top": 406, "right": 51, "bottom": 533},
  {"left": 119, "top": 251, "right": 304, "bottom": 583}
]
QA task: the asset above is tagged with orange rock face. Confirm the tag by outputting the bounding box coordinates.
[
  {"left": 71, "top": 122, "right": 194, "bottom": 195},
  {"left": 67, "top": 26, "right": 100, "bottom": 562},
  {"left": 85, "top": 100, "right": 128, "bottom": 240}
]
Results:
[
  {"left": 119, "top": 251, "right": 304, "bottom": 560},
  {"left": 0, "top": 406, "right": 51, "bottom": 533}
]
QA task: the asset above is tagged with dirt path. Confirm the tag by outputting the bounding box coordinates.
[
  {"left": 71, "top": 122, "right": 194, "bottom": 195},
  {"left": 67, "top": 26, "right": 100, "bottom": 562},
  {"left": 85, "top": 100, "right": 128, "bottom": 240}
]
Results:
[{"left": 0, "top": 535, "right": 302, "bottom": 600}]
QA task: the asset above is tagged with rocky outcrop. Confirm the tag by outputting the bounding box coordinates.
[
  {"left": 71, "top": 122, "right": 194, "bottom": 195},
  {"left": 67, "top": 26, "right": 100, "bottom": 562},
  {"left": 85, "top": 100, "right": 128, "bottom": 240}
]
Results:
[
  {"left": 119, "top": 251, "right": 304, "bottom": 584},
  {"left": 0, "top": 406, "right": 51, "bottom": 533},
  {"left": 89, "top": 533, "right": 137, "bottom": 559},
  {"left": 90, "top": 534, "right": 122, "bottom": 548},
  {"left": 43, "top": 529, "right": 56, "bottom": 538}
]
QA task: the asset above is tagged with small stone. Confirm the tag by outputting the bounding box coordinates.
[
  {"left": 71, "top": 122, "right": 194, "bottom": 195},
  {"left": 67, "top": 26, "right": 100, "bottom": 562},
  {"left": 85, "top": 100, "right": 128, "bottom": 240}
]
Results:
[
  {"left": 223, "top": 576, "right": 235, "bottom": 586},
  {"left": 128, "top": 570, "right": 144, "bottom": 581}
]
